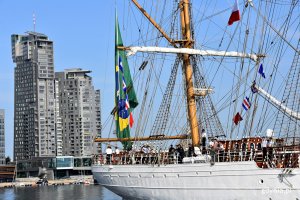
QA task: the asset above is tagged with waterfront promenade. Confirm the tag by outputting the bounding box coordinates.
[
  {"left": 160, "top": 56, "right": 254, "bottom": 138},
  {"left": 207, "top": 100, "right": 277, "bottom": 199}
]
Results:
[{"left": 0, "top": 176, "right": 94, "bottom": 188}]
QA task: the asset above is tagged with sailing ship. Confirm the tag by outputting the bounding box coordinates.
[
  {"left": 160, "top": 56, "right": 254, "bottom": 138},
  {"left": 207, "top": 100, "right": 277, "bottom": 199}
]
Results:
[{"left": 92, "top": 0, "right": 300, "bottom": 199}]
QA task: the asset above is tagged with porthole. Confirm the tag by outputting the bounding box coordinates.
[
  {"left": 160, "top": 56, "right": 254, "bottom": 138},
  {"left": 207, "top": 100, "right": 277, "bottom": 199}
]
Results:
[{"left": 259, "top": 179, "right": 264, "bottom": 184}]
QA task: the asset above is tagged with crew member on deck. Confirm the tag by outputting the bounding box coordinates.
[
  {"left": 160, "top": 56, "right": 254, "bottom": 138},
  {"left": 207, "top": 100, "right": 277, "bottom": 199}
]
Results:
[
  {"left": 201, "top": 129, "right": 207, "bottom": 153},
  {"left": 169, "top": 145, "right": 175, "bottom": 153},
  {"left": 267, "top": 138, "right": 274, "bottom": 163},
  {"left": 188, "top": 143, "right": 195, "bottom": 157},
  {"left": 115, "top": 147, "right": 120, "bottom": 155},
  {"left": 262, "top": 137, "right": 268, "bottom": 161},
  {"left": 209, "top": 138, "right": 218, "bottom": 165},
  {"left": 168, "top": 145, "right": 175, "bottom": 163},
  {"left": 114, "top": 147, "right": 120, "bottom": 164},
  {"left": 106, "top": 145, "right": 113, "bottom": 164},
  {"left": 176, "top": 144, "right": 185, "bottom": 163}
]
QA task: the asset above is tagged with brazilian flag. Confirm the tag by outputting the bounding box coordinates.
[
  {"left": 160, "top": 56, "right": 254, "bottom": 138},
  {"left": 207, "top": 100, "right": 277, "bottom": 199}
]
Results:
[{"left": 115, "top": 16, "right": 138, "bottom": 150}]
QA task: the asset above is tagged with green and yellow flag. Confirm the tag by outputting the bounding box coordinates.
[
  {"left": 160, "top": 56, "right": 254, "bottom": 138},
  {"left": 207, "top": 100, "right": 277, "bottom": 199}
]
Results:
[{"left": 115, "top": 16, "right": 138, "bottom": 150}]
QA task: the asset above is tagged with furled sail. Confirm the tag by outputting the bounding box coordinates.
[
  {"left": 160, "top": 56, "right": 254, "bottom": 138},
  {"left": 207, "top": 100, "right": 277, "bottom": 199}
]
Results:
[
  {"left": 115, "top": 16, "right": 138, "bottom": 150},
  {"left": 126, "top": 46, "right": 260, "bottom": 62},
  {"left": 252, "top": 83, "right": 300, "bottom": 120}
]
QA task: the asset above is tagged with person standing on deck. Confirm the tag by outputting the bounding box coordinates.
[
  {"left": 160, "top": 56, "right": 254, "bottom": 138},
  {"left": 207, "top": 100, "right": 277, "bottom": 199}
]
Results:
[
  {"left": 106, "top": 145, "right": 113, "bottom": 164},
  {"left": 201, "top": 129, "right": 207, "bottom": 153},
  {"left": 169, "top": 145, "right": 175, "bottom": 153},
  {"left": 114, "top": 147, "right": 120, "bottom": 164},
  {"left": 267, "top": 138, "right": 274, "bottom": 164},
  {"left": 209, "top": 138, "right": 218, "bottom": 165},
  {"left": 141, "top": 145, "right": 150, "bottom": 164},
  {"left": 115, "top": 147, "right": 120, "bottom": 155},
  {"left": 176, "top": 144, "right": 185, "bottom": 163},
  {"left": 168, "top": 145, "right": 175, "bottom": 163},
  {"left": 262, "top": 137, "right": 268, "bottom": 161},
  {"left": 188, "top": 143, "right": 195, "bottom": 157}
]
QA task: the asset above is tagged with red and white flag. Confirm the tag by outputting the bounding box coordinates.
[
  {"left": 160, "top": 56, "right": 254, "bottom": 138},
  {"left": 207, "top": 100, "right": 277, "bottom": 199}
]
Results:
[{"left": 228, "top": 0, "right": 241, "bottom": 26}]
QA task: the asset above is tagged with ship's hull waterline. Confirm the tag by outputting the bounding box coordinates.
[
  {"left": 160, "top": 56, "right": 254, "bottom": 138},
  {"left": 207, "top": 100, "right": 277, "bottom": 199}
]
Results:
[{"left": 92, "top": 161, "right": 300, "bottom": 200}]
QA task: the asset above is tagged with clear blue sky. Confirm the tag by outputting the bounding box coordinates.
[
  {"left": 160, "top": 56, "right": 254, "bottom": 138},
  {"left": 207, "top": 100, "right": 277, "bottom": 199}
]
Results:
[{"left": 0, "top": 0, "right": 118, "bottom": 158}]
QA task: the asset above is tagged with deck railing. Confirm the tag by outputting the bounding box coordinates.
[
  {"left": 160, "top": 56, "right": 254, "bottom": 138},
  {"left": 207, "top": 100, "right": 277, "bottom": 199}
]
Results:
[{"left": 93, "top": 146, "right": 300, "bottom": 169}]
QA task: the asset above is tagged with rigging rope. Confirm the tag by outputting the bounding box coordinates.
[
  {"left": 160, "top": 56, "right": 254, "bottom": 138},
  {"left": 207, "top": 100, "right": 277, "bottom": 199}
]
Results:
[
  {"left": 150, "top": 57, "right": 180, "bottom": 136},
  {"left": 251, "top": 2, "right": 299, "bottom": 54}
]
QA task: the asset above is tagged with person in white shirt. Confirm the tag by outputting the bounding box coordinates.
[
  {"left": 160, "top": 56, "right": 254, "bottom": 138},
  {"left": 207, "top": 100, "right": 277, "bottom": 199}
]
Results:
[
  {"left": 115, "top": 147, "right": 120, "bottom": 155},
  {"left": 106, "top": 145, "right": 113, "bottom": 164},
  {"left": 262, "top": 138, "right": 267, "bottom": 160},
  {"left": 262, "top": 138, "right": 267, "bottom": 148},
  {"left": 142, "top": 145, "right": 149, "bottom": 154},
  {"left": 141, "top": 145, "right": 150, "bottom": 164},
  {"left": 114, "top": 147, "right": 120, "bottom": 164}
]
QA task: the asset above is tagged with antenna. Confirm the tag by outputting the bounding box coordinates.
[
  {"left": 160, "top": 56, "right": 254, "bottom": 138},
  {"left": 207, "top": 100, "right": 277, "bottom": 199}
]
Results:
[{"left": 33, "top": 12, "right": 36, "bottom": 32}]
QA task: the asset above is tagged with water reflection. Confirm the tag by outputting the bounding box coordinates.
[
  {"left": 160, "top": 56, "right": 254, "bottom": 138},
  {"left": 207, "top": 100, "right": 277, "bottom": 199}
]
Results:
[{"left": 0, "top": 185, "right": 121, "bottom": 200}]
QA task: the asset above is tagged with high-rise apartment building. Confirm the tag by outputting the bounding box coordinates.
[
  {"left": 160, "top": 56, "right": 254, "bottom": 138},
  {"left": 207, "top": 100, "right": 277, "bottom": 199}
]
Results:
[
  {"left": 55, "top": 69, "right": 101, "bottom": 156},
  {"left": 0, "top": 109, "right": 5, "bottom": 165},
  {"left": 54, "top": 79, "right": 63, "bottom": 156},
  {"left": 12, "top": 32, "right": 56, "bottom": 160}
]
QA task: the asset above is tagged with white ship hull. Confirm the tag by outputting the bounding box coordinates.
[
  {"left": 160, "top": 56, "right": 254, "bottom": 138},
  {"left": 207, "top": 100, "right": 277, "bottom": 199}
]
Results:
[{"left": 92, "top": 161, "right": 300, "bottom": 200}]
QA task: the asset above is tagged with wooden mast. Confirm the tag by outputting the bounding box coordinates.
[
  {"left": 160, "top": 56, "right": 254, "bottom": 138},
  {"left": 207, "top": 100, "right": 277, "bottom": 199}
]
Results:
[
  {"left": 131, "top": 0, "right": 200, "bottom": 146},
  {"left": 180, "top": 0, "right": 200, "bottom": 147}
]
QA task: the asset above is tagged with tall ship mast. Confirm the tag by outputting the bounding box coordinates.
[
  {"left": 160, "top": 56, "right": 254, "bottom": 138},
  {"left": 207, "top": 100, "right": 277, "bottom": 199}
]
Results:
[{"left": 92, "top": 0, "right": 300, "bottom": 199}]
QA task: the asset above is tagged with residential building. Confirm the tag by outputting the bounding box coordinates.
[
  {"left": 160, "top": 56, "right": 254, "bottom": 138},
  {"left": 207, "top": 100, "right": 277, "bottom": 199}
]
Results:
[
  {"left": 55, "top": 69, "right": 101, "bottom": 157},
  {"left": 12, "top": 32, "right": 56, "bottom": 160},
  {"left": 54, "top": 79, "right": 63, "bottom": 156},
  {"left": 0, "top": 109, "right": 5, "bottom": 165}
]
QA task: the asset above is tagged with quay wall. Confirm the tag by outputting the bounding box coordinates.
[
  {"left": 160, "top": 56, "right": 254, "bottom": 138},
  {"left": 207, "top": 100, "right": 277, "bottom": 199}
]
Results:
[{"left": 0, "top": 175, "right": 94, "bottom": 188}]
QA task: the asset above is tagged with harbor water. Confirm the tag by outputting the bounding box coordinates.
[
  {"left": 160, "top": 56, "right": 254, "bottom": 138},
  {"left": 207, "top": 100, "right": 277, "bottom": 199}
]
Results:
[{"left": 0, "top": 185, "right": 122, "bottom": 200}]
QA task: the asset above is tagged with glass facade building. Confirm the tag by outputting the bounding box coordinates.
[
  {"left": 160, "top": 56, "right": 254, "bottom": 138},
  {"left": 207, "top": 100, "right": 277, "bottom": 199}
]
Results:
[
  {"left": 55, "top": 156, "right": 74, "bottom": 169},
  {"left": 16, "top": 156, "right": 93, "bottom": 178}
]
